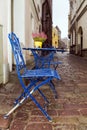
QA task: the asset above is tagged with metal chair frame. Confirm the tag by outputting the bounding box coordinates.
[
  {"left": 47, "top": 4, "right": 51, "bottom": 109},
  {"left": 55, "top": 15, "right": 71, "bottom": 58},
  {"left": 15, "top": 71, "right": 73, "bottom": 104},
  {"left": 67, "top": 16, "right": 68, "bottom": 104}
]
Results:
[
  {"left": 23, "top": 48, "right": 62, "bottom": 69},
  {"left": 4, "top": 32, "right": 61, "bottom": 121},
  {"left": 33, "top": 51, "right": 62, "bottom": 69}
]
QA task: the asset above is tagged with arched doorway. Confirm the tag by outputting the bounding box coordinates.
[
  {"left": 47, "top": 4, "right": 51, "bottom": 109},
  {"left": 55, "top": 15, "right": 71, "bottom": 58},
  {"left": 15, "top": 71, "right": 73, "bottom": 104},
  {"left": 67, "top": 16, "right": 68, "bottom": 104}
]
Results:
[{"left": 78, "top": 27, "right": 83, "bottom": 56}]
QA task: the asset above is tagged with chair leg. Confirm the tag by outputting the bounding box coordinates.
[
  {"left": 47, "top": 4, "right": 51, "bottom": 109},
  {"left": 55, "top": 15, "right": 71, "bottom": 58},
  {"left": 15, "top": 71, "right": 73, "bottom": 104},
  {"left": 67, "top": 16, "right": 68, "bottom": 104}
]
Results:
[
  {"left": 48, "top": 80, "right": 58, "bottom": 99},
  {"left": 30, "top": 79, "right": 49, "bottom": 104},
  {"left": 4, "top": 96, "right": 27, "bottom": 118},
  {"left": 14, "top": 91, "right": 25, "bottom": 105},
  {"left": 29, "top": 94, "right": 52, "bottom": 121},
  {"left": 4, "top": 90, "right": 52, "bottom": 122},
  {"left": 14, "top": 79, "right": 50, "bottom": 105},
  {"left": 14, "top": 79, "right": 39, "bottom": 105},
  {"left": 38, "top": 88, "right": 49, "bottom": 103}
]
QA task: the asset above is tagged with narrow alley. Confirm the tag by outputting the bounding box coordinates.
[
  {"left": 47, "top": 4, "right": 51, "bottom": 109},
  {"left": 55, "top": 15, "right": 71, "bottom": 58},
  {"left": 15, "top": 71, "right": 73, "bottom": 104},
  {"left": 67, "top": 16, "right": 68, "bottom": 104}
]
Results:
[{"left": 0, "top": 52, "right": 87, "bottom": 130}]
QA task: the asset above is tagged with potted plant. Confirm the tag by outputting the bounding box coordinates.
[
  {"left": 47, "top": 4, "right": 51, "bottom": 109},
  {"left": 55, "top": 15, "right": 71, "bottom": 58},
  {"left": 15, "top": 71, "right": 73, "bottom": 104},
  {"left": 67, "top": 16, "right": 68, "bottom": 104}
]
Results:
[{"left": 32, "top": 32, "right": 47, "bottom": 48}]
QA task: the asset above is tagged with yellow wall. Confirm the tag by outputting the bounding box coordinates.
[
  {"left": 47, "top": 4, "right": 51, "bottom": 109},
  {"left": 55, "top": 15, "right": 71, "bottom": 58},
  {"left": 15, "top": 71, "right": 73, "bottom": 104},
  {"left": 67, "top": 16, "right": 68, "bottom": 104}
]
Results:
[{"left": 52, "top": 27, "right": 58, "bottom": 48}]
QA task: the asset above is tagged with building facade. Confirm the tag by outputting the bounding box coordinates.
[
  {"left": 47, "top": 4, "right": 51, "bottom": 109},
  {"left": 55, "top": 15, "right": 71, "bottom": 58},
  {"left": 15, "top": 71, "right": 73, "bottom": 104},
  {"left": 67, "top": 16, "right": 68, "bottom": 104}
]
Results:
[
  {"left": 0, "top": 0, "right": 52, "bottom": 84},
  {"left": 52, "top": 26, "right": 61, "bottom": 48},
  {"left": 42, "top": 0, "right": 52, "bottom": 45},
  {"left": 61, "top": 37, "right": 70, "bottom": 51},
  {"left": 68, "top": 0, "right": 87, "bottom": 56},
  {"left": 52, "top": 27, "right": 58, "bottom": 48}
]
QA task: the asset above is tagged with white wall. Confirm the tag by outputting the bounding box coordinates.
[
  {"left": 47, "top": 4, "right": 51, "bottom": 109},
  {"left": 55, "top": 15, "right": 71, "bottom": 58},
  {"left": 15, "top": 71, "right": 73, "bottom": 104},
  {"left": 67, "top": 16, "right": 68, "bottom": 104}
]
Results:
[
  {"left": 24, "top": 0, "right": 42, "bottom": 57},
  {"left": 0, "top": 0, "right": 8, "bottom": 64},
  {"left": 0, "top": 0, "right": 9, "bottom": 83},
  {"left": 7, "top": 0, "right": 12, "bottom": 72},
  {"left": 13, "top": 0, "right": 25, "bottom": 45},
  {"left": 78, "top": 12, "right": 87, "bottom": 48}
]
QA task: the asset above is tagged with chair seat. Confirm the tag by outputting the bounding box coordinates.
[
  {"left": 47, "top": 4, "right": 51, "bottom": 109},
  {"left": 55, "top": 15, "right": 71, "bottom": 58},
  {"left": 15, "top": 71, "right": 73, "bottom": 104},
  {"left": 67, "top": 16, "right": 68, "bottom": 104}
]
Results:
[
  {"left": 45, "top": 61, "right": 62, "bottom": 65},
  {"left": 21, "top": 69, "right": 61, "bottom": 80}
]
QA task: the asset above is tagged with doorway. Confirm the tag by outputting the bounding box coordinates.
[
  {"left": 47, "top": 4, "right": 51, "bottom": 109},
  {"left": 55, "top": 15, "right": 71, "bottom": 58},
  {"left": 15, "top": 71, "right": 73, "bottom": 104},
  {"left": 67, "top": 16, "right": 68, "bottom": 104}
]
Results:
[{"left": 78, "top": 27, "right": 83, "bottom": 56}]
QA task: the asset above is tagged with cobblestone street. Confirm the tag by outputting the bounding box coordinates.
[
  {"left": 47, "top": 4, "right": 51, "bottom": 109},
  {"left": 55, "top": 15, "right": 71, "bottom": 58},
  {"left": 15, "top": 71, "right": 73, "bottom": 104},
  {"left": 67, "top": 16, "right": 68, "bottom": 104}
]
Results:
[{"left": 0, "top": 52, "right": 87, "bottom": 130}]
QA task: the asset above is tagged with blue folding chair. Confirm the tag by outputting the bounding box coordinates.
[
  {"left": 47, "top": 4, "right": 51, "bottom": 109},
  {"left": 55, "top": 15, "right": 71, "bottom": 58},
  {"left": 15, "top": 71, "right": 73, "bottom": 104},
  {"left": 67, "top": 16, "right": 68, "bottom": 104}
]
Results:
[
  {"left": 25, "top": 48, "right": 62, "bottom": 69},
  {"left": 31, "top": 50, "right": 55, "bottom": 69},
  {"left": 4, "top": 32, "right": 61, "bottom": 121}
]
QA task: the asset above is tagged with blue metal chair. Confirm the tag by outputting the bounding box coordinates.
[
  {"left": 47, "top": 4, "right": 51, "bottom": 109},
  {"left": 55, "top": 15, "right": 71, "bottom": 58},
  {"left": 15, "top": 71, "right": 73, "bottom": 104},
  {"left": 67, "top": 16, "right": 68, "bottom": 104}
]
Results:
[
  {"left": 32, "top": 50, "right": 55, "bottom": 69},
  {"left": 4, "top": 32, "right": 61, "bottom": 121},
  {"left": 24, "top": 48, "right": 62, "bottom": 69}
]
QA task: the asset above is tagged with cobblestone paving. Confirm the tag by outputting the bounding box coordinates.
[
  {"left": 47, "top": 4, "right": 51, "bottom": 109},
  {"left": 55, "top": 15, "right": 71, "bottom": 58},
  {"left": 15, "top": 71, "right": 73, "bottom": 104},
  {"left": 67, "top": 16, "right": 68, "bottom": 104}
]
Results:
[{"left": 0, "top": 52, "right": 87, "bottom": 130}]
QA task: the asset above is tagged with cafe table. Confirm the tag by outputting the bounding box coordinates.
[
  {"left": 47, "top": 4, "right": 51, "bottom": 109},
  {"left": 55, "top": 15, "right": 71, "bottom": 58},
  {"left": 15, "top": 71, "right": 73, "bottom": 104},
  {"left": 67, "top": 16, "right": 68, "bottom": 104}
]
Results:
[{"left": 23, "top": 47, "right": 64, "bottom": 69}]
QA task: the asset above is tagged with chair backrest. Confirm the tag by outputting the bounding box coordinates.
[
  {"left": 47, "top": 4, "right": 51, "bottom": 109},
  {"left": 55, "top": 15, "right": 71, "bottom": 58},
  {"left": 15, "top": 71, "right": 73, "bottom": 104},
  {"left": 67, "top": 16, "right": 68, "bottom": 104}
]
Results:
[
  {"left": 8, "top": 32, "right": 26, "bottom": 73},
  {"left": 31, "top": 50, "right": 55, "bottom": 69}
]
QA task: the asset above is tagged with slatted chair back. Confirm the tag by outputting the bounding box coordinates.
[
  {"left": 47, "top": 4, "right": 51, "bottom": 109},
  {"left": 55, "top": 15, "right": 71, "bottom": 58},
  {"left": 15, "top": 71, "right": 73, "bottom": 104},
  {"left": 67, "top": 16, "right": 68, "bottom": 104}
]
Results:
[
  {"left": 8, "top": 33, "right": 26, "bottom": 74},
  {"left": 31, "top": 50, "right": 55, "bottom": 69}
]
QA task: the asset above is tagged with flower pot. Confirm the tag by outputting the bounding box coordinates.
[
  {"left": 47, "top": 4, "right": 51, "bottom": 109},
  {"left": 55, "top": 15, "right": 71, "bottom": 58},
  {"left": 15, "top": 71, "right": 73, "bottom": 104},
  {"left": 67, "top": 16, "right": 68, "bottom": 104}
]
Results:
[{"left": 34, "top": 41, "right": 42, "bottom": 48}]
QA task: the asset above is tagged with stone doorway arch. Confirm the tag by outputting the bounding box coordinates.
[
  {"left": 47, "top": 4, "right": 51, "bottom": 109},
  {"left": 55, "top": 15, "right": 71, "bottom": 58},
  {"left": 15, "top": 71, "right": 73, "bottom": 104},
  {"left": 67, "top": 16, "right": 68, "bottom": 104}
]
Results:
[{"left": 78, "top": 26, "right": 83, "bottom": 56}]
